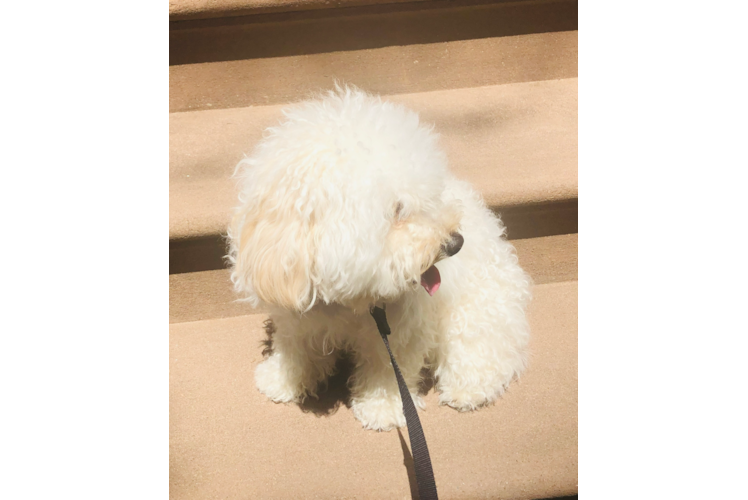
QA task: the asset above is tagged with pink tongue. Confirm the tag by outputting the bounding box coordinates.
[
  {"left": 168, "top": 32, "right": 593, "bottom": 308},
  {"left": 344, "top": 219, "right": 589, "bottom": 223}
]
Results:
[{"left": 420, "top": 265, "right": 441, "bottom": 296}]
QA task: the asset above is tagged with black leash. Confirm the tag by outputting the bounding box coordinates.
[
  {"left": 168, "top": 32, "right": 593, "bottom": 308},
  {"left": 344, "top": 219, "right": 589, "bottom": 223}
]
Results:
[{"left": 370, "top": 305, "right": 438, "bottom": 500}]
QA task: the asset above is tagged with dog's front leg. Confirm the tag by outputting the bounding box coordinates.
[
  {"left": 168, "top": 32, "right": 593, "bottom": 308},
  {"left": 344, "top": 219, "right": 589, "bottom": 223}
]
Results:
[
  {"left": 348, "top": 327, "right": 425, "bottom": 431},
  {"left": 254, "top": 311, "right": 337, "bottom": 403}
]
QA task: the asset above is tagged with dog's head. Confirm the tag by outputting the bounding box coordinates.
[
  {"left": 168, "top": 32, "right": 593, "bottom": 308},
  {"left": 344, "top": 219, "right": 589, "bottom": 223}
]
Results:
[{"left": 228, "top": 88, "right": 464, "bottom": 312}]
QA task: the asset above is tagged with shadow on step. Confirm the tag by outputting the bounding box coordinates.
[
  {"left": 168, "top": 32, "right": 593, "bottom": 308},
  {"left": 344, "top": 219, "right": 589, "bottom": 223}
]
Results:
[
  {"left": 297, "top": 355, "right": 354, "bottom": 416},
  {"left": 170, "top": 0, "right": 578, "bottom": 65},
  {"left": 397, "top": 429, "right": 420, "bottom": 500}
]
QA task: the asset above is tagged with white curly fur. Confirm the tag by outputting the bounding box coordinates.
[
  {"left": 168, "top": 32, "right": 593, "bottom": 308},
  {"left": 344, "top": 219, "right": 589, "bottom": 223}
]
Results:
[{"left": 228, "top": 87, "right": 532, "bottom": 431}]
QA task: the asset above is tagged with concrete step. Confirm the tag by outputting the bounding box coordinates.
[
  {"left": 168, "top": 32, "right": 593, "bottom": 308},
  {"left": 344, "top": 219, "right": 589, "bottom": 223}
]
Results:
[
  {"left": 169, "top": 78, "right": 578, "bottom": 273},
  {"left": 169, "top": 279, "right": 578, "bottom": 499},
  {"left": 170, "top": 0, "right": 449, "bottom": 21},
  {"left": 170, "top": 2, "right": 577, "bottom": 111},
  {"left": 170, "top": 233, "right": 577, "bottom": 323}
]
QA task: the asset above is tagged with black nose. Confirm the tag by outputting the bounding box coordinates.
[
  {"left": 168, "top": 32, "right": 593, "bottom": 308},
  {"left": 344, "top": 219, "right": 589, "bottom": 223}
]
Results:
[{"left": 442, "top": 232, "right": 464, "bottom": 257}]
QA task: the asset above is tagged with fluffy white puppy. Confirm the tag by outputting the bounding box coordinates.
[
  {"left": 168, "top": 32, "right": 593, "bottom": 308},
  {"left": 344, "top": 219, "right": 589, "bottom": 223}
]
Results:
[{"left": 228, "top": 87, "right": 531, "bottom": 431}]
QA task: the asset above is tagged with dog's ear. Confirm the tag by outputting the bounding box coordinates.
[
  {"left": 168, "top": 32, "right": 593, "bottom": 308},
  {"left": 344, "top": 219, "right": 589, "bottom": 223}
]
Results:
[{"left": 229, "top": 201, "right": 317, "bottom": 312}]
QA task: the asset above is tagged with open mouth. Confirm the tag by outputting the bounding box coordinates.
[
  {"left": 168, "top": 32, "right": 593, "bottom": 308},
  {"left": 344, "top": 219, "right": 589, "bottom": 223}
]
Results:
[{"left": 420, "top": 265, "right": 441, "bottom": 296}]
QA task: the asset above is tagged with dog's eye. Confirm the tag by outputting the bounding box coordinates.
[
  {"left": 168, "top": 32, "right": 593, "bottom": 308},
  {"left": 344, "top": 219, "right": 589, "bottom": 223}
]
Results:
[{"left": 394, "top": 202, "right": 404, "bottom": 219}]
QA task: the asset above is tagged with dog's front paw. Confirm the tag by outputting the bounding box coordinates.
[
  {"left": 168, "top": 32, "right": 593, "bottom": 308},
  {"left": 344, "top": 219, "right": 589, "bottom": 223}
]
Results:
[
  {"left": 351, "top": 394, "right": 413, "bottom": 431},
  {"left": 437, "top": 363, "right": 521, "bottom": 411},
  {"left": 438, "top": 385, "right": 501, "bottom": 412},
  {"left": 255, "top": 355, "right": 304, "bottom": 403}
]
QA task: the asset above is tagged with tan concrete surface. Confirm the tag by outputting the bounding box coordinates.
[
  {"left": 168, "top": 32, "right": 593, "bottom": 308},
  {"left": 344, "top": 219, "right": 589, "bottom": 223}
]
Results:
[
  {"left": 170, "top": 0, "right": 432, "bottom": 20},
  {"left": 169, "top": 78, "right": 578, "bottom": 240},
  {"left": 170, "top": 30, "right": 578, "bottom": 111},
  {"left": 512, "top": 233, "right": 578, "bottom": 285},
  {"left": 170, "top": 281, "right": 578, "bottom": 499},
  {"left": 170, "top": 233, "right": 577, "bottom": 324}
]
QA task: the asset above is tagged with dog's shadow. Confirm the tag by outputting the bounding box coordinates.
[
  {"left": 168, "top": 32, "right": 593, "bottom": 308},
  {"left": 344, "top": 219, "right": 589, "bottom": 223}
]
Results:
[{"left": 298, "top": 354, "right": 355, "bottom": 415}]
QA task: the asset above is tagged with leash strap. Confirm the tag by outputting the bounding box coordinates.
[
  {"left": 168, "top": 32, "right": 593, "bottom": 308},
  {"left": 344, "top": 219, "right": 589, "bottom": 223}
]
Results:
[{"left": 371, "top": 306, "right": 438, "bottom": 500}]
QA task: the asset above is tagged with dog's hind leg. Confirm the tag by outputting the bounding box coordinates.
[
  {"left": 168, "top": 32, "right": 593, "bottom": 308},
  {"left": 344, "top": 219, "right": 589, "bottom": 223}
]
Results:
[{"left": 433, "top": 279, "right": 531, "bottom": 411}]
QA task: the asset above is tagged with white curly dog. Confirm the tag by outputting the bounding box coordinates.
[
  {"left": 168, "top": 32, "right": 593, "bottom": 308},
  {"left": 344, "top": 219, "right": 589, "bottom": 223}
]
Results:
[{"left": 228, "top": 87, "right": 531, "bottom": 431}]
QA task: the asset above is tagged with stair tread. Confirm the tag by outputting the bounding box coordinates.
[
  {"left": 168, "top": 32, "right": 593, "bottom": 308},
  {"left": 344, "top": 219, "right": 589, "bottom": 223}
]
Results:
[
  {"left": 169, "top": 78, "right": 578, "bottom": 240},
  {"left": 170, "top": 280, "right": 578, "bottom": 499},
  {"left": 170, "top": 30, "right": 578, "bottom": 111}
]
